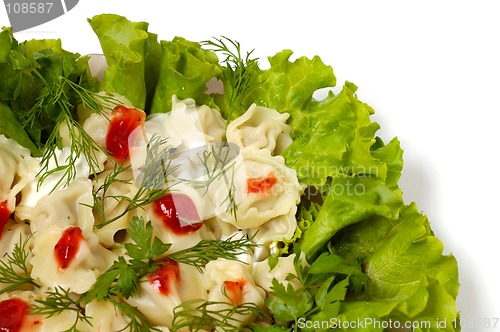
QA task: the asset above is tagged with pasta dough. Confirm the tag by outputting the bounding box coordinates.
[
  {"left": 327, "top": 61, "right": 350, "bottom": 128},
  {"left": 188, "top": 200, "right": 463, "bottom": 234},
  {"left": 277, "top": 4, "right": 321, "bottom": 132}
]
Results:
[{"left": 226, "top": 104, "right": 292, "bottom": 155}]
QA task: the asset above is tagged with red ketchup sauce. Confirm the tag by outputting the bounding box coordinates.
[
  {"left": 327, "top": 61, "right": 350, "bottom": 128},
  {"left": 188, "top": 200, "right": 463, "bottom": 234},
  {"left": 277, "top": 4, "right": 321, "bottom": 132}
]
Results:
[
  {"left": 106, "top": 105, "right": 146, "bottom": 162},
  {"left": 54, "top": 227, "right": 84, "bottom": 269},
  {"left": 0, "top": 200, "right": 11, "bottom": 239},
  {"left": 0, "top": 298, "right": 29, "bottom": 332},
  {"left": 224, "top": 279, "right": 246, "bottom": 305},
  {"left": 153, "top": 193, "right": 203, "bottom": 235},
  {"left": 148, "top": 258, "right": 181, "bottom": 296},
  {"left": 247, "top": 174, "right": 278, "bottom": 194}
]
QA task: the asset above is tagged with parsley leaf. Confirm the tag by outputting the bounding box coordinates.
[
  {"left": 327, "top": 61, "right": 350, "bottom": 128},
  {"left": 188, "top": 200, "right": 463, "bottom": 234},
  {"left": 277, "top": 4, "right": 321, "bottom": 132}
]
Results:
[
  {"left": 266, "top": 279, "right": 313, "bottom": 325},
  {"left": 125, "top": 217, "right": 171, "bottom": 260}
]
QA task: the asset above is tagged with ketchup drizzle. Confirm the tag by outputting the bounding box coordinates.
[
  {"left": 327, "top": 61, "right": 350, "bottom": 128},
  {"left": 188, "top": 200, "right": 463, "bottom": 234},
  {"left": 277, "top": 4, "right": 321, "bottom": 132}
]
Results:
[
  {"left": 153, "top": 193, "right": 203, "bottom": 235},
  {"left": 247, "top": 174, "right": 278, "bottom": 194},
  {"left": 0, "top": 200, "right": 11, "bottom": 239},
  {"left": 0, "top": 298, "right": 29, "bottom": 332},
  {"left": 224, "top": 279, "right": 246, "bottom": 305},
  {"left": 54, "top": 227, "right": 84, "bottom": 269},
  {"left": 106, "top": 105, "right": 145, "bottom": 162},
  {"left": 148, "top": 258, "right": 181, "bottom": 296}
]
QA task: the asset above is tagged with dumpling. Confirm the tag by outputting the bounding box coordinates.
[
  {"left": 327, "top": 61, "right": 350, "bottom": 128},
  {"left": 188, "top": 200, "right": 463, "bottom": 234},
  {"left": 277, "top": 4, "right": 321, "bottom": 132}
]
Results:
[
  {"left": 37, "top": 310, "right": 83, "bottom": 332},
  {"left": 83, "top": 300, "right": 130, "bottom": 332},
  {"left": 0, "top": 222, "right": 33, "bottom": 292},
  {"left": 245, "top": 208, "right": 298, "bottom": 259},
  {"left": 80, "top": 92, "right": 134, "bottom": 148},
  {"left": 252, "top": 254, "right": 302, "bottom": 293},
  {"left": 0, "top": 134, "right": 38, "bottom": 217},
  {"left": 91, "top": 167, "right": 140, "bottom": 247},
  {"left": 17, "top": 147, "right": 96, "bottom": 213},
  {"left": 81, "top": 92, "right": 147, "bottom": 165},
  {"left": 0, "top": 290, "right": 84, "bottom": 331},
  {"left": 204, "top": 259, "right": 266, "bottom": 328},
  {"left": 19, "top": 179, "right": 95, "bottom": 234},
  {"left": 30, "top": 225, "right": 116, "bottom": 294},
  {"left": 226, "top": 104, "right": 292, "bottom": 155},
  {"left": 0, "top": 222, "right": 31, "bottom": 258},
  {"left": 140, "top": 182, "right": 215, "bottom": 253},
  {"left": 126, "top": 260, "right": 206, "bottom": 328},
  {"left": 213, "top": 148, "right": 303, "bottom": 231},
  {"left": 167, "top": 96, "right": 226, "bottom": 149}
]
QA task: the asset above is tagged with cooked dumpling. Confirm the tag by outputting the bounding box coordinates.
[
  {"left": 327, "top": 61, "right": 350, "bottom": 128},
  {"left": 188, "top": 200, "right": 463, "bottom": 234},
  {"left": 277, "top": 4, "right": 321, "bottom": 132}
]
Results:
[
  {"left": 204, "top": 259, "right": 266, "bottom": 328},
  {"left": 126, "top": 260, "right": 206, "bottom": 328},
  {"left": 30, "top": 225, "right": 116, "bottom": 294},
  {"left": 213, "top": 148, "right": 303, "bottom": 231},
  {"left": 226, "top": 104, "right": 292, "bottom": 155}
]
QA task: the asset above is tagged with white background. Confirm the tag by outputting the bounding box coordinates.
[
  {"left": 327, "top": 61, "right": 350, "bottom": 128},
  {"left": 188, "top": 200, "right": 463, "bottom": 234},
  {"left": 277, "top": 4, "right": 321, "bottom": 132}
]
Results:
[{"left": 2, "top": 1, "right": 499, "bottom": 330}]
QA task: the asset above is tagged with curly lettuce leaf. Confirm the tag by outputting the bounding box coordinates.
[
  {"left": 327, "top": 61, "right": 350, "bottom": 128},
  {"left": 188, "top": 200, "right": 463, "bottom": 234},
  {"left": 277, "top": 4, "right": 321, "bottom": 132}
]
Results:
[
  {"left": 88, "top": 14, "right": 161, "bottom": 111},
  {"left": 333, "top": 203, "right": 460, "bottom": 331},
  {"left": 150, "top": 37, "right": 221, "bottom": 114},
  {"left": 88, "top": 14, "right": 220, "bottom": 114},
  {"left": 242, "top": 50, "right": 336, "bottom": 122},
  {"left": 301, "top": 175, "right": 403, "bottom": 259}
]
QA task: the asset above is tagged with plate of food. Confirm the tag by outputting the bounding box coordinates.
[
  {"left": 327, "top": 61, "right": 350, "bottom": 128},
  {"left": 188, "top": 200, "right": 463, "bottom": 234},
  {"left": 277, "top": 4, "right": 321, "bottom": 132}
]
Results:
[{"left": 1, "top": 2, "right": 499, "bottom": 331}]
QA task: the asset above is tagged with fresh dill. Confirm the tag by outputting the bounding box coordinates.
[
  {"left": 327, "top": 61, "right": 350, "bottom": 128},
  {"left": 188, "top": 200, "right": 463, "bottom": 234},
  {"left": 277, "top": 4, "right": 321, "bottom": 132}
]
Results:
[
  {"left": 26, "top": 76, "right": 118, "bottom": 191},
  {"left": 171, "top": 298, "right": 268, "bottom": 332},
  {"left": 30, "top": 286, "right": 91, "bottom": 332},
  {"left": 167, "top": 235, "right": 258, "bottom": 273},
  {"left": 184, "top": 142, "right": 240, "bottom": 222},
  {"left": 203, "top": 36, "right": 260, "bottom": 120},
  {"left": 0, "top": 234, "right": 39, "bottom": 295}
]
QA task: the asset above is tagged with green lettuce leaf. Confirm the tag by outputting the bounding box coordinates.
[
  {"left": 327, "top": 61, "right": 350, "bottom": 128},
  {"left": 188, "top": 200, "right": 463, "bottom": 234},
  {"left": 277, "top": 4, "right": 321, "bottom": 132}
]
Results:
[
  {"left": 88, "top": 14, "right": 161, "bottom": 110},
  {"left": 0, "top": 102, "right": 39, "bottom": 153},
  {"left": 242, "top": 49, "right": 336, "bottom": 124},
  {"left": 299, "top": 174, "right": 403, "bottom": 259},
  {"left": 150, "top": 37, "right": 221, "bottom": 114},
  {"left": 88, "top": 14, "right": 220, "bottom": 114},
  {"left": 333, "top": 203, "right": 460, "bottom": 331}
]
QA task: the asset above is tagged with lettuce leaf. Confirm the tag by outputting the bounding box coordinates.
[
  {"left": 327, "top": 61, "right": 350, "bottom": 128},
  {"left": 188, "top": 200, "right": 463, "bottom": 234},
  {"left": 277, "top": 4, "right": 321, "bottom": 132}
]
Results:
[
  {"left": 300, "top": 174, "right": 403, "bottom": 259},
  {"left": 150, "top": 37, "right": 221, "bottom": 114},
  {"left": 240, "top": 50, "right": 405, "bottom": 259},
  {"left": 0, "top": 102, "right": 39, "bottom": 153},
  {"left": 333, "top": 203, "right": 460, "bottom": 331},
  {"left": 88, "top": 14, "right": 161, "bottom": 111},
  {"left": 242, "top": 49, "right": 336, "bottom": 124},
  {"left": 89, "top": 14, "right": 220, "bottom": 114}
]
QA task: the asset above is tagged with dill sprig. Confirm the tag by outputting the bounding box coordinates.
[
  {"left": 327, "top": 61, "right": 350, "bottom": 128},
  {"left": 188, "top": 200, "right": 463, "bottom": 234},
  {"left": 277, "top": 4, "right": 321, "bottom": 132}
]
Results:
[
  {"left": 30, "top": 287, "right": 91, "bottom": 332},
  {"left": 0, "top": 234, "right": 39, "bottom": 294},
  {"left": 178, "top": 142, "right": 240, "bottom": 222},
  {"left": 167, "top": 235, "right": 258, "bottom": 273},
  {"left": 171, "top": 298, "right": 268, "bottom": 332},
  {"left": 89, "top": 160, "right": 134, "bottom": 229},
  {"left": 27, "top": 75, "right": 117, "bottom": 191},
  {"left": 92, "top": 134, "right": 179, "bottom": 229},
  {"left": 203, "top": 36, "right": 260, "bottom": 120}
]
